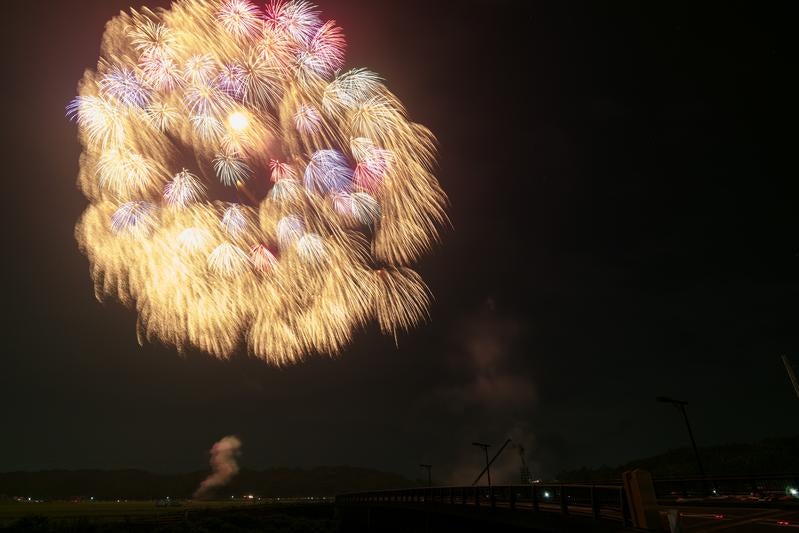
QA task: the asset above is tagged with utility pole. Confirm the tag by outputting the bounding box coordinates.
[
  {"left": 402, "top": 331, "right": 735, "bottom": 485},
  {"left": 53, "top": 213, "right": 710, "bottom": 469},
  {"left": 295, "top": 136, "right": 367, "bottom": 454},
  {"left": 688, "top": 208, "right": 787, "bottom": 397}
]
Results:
[
  {"left": 419, "top": 464, "right": 432, "bottom": 487},
  {"left": 656, "top": 396, "right": 707, "bottom": 491},
  {"left": 472, "top": 442, "right": 492, "bottom": 488},
  {"left": 518, "top": 445, "right": 531, "bottom": 484},
  {"left": 782, "top": 355, "right": 799, "bottom": 399}
]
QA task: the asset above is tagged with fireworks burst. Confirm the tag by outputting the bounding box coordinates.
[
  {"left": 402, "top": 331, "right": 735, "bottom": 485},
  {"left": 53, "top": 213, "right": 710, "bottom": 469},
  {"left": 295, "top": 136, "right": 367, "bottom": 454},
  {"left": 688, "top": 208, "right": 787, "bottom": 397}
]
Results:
[
  {"left": 214, "top": 150, "right": 252, "bottom": 185},
  {"left": 68, "top": 0, "right": 448, "bottom": 364},
  {"left": 164, "top": 169, "right": 206, "bottom": 208},
  {"left": 250, "top": 244, "right": 278, "bottom": 272}
]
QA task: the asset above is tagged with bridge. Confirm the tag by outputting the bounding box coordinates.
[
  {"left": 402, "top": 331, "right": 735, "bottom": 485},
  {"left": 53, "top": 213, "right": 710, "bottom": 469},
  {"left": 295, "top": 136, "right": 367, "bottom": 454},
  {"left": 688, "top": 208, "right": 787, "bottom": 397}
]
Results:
[{"left": 336, "top": 472, "right": 799, "bottom": 532}]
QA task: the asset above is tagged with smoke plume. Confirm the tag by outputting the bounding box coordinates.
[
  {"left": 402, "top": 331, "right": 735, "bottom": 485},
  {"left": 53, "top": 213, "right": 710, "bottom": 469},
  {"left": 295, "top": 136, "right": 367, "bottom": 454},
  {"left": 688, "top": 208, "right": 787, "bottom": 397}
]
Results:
[{"left": 194, "top": 436, "right": 242, "bottom": 499}]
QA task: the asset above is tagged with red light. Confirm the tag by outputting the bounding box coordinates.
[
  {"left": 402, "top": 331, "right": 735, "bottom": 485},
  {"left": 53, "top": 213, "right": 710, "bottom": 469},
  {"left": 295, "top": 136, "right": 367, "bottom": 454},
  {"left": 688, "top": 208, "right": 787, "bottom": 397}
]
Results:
[
  {"left": 778, "top": 520, "right": 790, "bottom": 526},
  {"left": 714, "top": 514, "right": 724, "bottom": 520}
]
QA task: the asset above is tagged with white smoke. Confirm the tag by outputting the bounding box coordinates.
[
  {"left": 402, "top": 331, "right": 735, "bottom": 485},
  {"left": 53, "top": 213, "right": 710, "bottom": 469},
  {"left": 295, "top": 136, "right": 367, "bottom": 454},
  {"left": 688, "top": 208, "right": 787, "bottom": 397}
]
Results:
[
  {"left": 438, "top": 304, "right": 534, "bottom": 413},
  {"left": 194, "top": 436, "right": 242, "bottom": 499},
  {"left": 437, "top": 300, "right": 539, "bottom": 484}
]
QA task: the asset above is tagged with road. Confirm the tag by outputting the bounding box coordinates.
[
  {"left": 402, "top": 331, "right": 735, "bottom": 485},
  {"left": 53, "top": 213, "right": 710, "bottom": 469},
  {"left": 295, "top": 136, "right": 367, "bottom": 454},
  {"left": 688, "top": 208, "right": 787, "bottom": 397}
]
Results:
[{"left": 668, "top": 506, "right": 799, "bottom": 532}]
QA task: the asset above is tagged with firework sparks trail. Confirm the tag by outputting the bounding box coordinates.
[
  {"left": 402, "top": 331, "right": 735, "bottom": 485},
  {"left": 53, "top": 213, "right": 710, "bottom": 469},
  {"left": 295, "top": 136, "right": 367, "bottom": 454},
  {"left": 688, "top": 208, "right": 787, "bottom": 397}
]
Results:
[{"left": 68, "top": 0, "right": 448, "bottom": 364}]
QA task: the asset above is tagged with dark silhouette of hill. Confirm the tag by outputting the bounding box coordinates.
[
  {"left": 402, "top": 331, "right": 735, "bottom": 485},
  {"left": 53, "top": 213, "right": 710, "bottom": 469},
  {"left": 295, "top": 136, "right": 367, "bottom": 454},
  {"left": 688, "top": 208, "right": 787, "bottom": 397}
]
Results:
[
  {"left": 558, "top": 435, "right": 799, "bottom": 481},
  {"left": 0, "top": 466, "right": 414, "bottom": 499}
]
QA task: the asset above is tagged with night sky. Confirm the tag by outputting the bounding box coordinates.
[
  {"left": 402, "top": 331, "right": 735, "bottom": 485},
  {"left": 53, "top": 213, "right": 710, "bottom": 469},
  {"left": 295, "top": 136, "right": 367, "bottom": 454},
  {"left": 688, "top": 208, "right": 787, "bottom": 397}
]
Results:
[{"left": 3, "top": 1, "right": 797, "bottom": 482}]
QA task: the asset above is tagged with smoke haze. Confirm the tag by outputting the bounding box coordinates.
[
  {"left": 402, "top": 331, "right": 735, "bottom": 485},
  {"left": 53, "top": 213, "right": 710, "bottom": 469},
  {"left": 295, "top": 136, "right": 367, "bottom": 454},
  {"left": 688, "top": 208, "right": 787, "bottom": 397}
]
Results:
[{"left": 194, "top": 436, "right": 242, "bottom": 499}]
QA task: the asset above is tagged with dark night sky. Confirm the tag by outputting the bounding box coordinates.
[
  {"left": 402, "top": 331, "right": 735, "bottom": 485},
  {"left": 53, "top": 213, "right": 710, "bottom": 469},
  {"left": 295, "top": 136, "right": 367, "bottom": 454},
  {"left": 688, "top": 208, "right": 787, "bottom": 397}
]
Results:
[{"left": 2, "top": 1, "right": 797, "bottom": 481}]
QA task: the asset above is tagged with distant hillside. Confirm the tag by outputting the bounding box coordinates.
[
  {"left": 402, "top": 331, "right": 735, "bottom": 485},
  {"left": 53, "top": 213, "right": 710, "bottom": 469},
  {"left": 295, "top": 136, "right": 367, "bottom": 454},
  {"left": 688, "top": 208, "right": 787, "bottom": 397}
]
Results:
[
  {"left": 559, "top": 435, "right": 799, "bottom": 481},
  {"left": 0, "top": 466, "right": 414, "bottom": 499}
]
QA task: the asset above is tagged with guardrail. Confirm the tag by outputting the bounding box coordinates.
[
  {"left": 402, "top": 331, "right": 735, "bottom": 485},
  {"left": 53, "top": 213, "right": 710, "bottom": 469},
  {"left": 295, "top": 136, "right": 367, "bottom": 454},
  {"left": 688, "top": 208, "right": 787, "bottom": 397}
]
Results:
[
  {"left": 336, "top": 483, "right": 631, "bottom": 525},
  {"left": 652, "top": 473, "right": 799, "bottom": 501}
]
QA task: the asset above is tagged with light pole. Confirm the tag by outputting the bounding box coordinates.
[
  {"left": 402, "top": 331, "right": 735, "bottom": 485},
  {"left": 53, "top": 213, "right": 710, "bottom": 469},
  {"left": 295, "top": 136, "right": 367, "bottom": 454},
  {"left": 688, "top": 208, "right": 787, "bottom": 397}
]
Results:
[
  {"left": 472, "top": 442, "right": 491, "bottom": 488},
  {"left": 656, "top": 396, "right": 706, "bottom": 486},
  {"left": 419, "top": 464, "right": 432, "bottom": 487},
  {"left": 782, "top": 355, "right": 799, "bottom": 399}
]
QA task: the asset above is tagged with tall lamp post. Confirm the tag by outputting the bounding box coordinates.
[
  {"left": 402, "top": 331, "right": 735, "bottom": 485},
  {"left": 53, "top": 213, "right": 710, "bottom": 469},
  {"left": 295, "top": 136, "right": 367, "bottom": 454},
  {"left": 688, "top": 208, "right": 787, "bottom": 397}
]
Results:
[
  {"left": 419, "top": 464, "right": 432, "bottom": 487},
  {"left": 472, "top": 442, "right": 492, "bottom": 488},
  {"left": 782, "top": 355, "right": 799, "bottom": 399},
  {"left": 656, "top": 396, "right": 707, "bottom": 491}
]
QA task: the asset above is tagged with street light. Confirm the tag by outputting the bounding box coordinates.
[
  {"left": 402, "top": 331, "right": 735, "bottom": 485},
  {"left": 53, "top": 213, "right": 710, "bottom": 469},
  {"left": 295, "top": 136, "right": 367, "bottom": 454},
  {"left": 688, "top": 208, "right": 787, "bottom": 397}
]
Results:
[
  {"left": 656, "top": 396, "right": 706, "bottom": 484},
  {"left": 472, "top": 442, "right": 492, "bottom": 488},
  {"left": 781, "top": 355, "right": 799, "bottom": 399},
  {"left": 419, "top": 464, "right": 432, "bottom": 487}
]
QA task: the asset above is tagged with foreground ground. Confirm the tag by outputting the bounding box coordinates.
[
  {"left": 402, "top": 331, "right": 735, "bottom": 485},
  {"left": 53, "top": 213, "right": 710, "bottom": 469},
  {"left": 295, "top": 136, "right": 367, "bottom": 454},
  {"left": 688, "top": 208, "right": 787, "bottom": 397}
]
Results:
[{"left": 0, "top": 501, "right": 340, "bottom": 532}]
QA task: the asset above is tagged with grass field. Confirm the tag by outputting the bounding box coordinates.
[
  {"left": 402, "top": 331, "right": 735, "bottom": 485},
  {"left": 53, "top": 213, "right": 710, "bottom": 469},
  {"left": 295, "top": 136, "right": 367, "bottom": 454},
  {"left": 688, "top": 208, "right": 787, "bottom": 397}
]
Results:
[
  {"left": 0, "top": 500, "right": 342, "bottom": 532},
  {"left": 0, "top": 499, "right": 262, "bottom": 524}
]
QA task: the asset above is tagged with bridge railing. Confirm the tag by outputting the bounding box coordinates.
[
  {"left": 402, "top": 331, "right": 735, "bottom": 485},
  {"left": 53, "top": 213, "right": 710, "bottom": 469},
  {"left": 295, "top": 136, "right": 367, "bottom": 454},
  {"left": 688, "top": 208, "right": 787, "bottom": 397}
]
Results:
[{"left": 336, "top": 483, "right": 630, "bottom": 525}]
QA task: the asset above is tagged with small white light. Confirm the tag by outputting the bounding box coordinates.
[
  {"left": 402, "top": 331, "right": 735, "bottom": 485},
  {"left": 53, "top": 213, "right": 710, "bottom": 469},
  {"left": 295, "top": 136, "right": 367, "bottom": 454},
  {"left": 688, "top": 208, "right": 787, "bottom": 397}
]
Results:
[
  {"left": 228, "top": 112, "right": 248, "bottom": 132},
  {"left": 790, "top": 487, "right": 798, "bottom": 496},
  {"left": 543, "top": 491, "right": 551, "bottom": 499}
]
